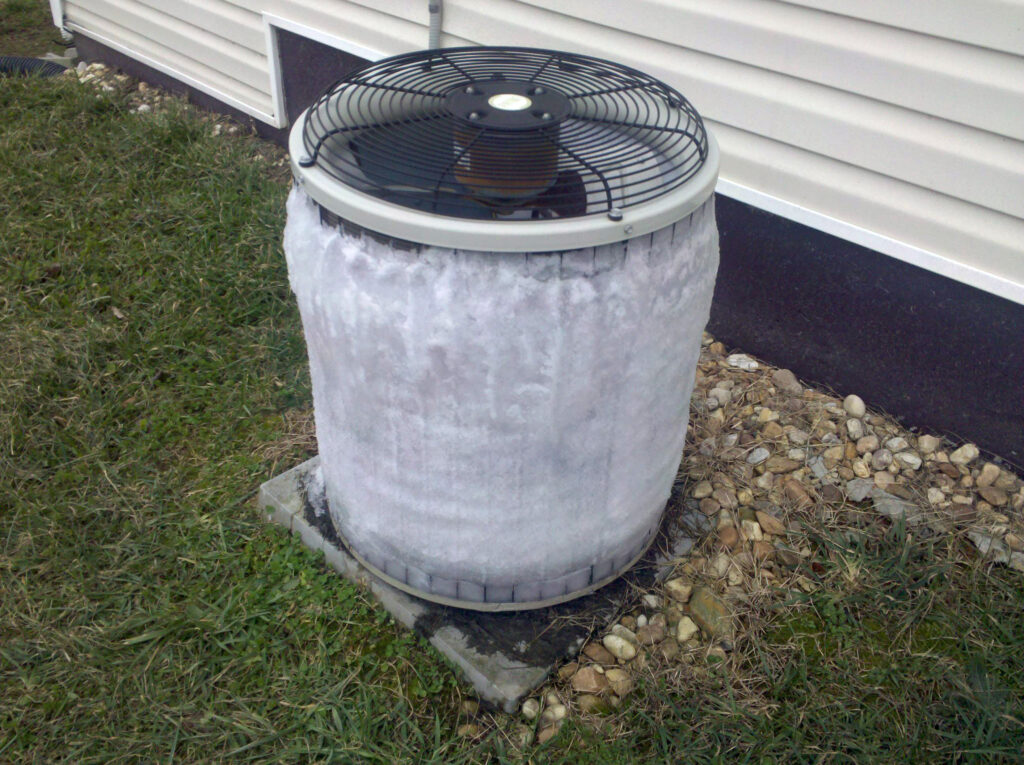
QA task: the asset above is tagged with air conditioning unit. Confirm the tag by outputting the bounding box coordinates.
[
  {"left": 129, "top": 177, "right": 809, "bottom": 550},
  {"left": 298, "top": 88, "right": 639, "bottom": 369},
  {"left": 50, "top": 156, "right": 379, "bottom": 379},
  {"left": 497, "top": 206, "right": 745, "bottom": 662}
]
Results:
[{"left": 284, "top": 46, "right": 719, "bottom": 610}]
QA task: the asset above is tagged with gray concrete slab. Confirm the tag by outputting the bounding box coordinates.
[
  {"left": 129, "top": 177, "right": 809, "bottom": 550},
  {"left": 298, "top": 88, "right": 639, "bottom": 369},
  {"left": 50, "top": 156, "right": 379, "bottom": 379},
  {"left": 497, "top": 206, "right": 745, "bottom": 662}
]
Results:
[{"left": 258, "top": 456, "right": 697, "bottom": 712}]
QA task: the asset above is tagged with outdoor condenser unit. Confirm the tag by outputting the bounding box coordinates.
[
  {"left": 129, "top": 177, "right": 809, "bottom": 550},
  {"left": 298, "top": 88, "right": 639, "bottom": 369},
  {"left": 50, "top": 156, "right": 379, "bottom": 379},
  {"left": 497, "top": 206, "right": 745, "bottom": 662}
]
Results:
[{"left": 284, "top": 47, "right": 720, "bottom": 610}]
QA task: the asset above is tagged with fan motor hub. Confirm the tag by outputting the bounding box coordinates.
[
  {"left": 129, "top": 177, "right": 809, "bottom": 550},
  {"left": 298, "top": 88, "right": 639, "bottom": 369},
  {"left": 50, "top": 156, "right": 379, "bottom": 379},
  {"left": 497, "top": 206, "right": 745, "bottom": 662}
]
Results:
[{"left": 445, "top": 80, "right": 570, "bottom": 130}]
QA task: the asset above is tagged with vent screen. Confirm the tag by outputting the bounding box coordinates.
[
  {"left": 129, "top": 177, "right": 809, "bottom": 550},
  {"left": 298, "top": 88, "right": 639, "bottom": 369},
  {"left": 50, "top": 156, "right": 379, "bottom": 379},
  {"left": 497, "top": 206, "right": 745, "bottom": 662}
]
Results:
[{"left": 299, "top": 47, "right": 709, "bottom": 221}]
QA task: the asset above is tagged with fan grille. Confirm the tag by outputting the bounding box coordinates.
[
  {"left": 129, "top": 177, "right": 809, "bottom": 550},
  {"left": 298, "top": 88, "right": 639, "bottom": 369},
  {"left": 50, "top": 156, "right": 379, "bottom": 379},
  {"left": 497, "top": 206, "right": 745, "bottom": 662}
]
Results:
[{"left": 300, "top": 47, "right": 709, "bottom": 221}]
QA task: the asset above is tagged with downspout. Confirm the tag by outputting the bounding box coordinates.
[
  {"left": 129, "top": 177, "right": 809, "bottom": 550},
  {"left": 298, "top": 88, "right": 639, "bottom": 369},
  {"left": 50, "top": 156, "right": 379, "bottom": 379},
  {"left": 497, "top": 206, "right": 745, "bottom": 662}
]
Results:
[{"left": 428, "top": 0, "right": 443, "bottom": 49}]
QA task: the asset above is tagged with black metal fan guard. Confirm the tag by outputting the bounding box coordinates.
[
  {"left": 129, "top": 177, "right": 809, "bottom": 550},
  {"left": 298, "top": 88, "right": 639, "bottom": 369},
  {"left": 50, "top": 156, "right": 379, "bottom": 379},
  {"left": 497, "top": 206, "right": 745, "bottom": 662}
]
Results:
[{"left": 299, "top": 47, "right": 708, "bottom": 221}]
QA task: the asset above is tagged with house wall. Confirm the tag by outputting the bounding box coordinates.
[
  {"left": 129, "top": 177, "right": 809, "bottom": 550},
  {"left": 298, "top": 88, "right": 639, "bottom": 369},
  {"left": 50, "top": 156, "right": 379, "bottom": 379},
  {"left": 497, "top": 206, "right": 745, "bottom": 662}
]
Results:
[
  {"left": 60, "top": 0, "right": 1024, "bottom": 304},
  {"left": 62, "top": 0, "right": 1024, "bottom": 462}
]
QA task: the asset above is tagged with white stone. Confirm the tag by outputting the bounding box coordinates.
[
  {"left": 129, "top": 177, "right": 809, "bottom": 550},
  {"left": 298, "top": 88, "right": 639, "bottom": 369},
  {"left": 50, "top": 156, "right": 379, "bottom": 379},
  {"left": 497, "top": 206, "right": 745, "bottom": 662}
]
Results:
[
  {"left": 692, "top": 481, "right": 713, "bottom": 499},
  {"left": 950, "top": 443, "right": 980, "bottom": 466},
  {"left": 541, "top": 703, "right": 567, "bottom": 723},
  {"left": 874, "top": 471, "right": 895, "bottom": 490},
  {"left": 787, "top": 429, "right": 810, "bottom": 445},
  {"left": 643, "top": 593, "right": 662, "bottom": 609},
  {"left": 846, "top": 478, "right": 875, "bottom": 502},
  {"left": 976, "top": 463, "right": 1001, "bottom": 488},
  {"left": 664, "top": 578, "right": 693, "bottom": 603},
  {"left": 846, "top": 419, "right": 864, "bottom": 440},
  {"left": 895, "top": 452, "right": 922, "bottom": 470},
  {"left": 727, "top": 354, "right": 759, "bottom": 371},
  {"left": 968, "top": 530, "right": 1010, "bottom": 564},
  {"left": 740, "top": 519, "right": 763, "bottom": 541},
  {"left": 917, "top": 435, "right": 942, "bottom": 454},
  {"left": 676, "top": 616, "right": 700, "bottom": 642},
  {"left": 602, "top": 634, "right": 637, "bottom": 661},
  {"left": 710, "top": 553, "right": 732, "bottom": 578},
  {"left": 636, "top": 614, "right": 648, "bottom": 628},
  {"left": 710, "top": 387, "right": 732, "bottom": 406},
  {"left": 746, "top": 447, "right": 770, "bottom": 465},
  {"left": 885, "top": 437, "right": 910, "bottom": 452},
  {"left": 871, "top": 449, "right": 893, "bottom": 470},
  {"left": 843, "top": 394, "right": 866, "bottom": 418},
  {"left": 856, "top": 435, "right": 880, "bottom": 454},
  {"left": 610, "top": 624, "right": 639, "bottom": 645},
  {"left": 927, "top": 487, "right": 945, "bottom": 505},
  {"left": 521, "top": 698, "right": 540, "bottom": 720}
]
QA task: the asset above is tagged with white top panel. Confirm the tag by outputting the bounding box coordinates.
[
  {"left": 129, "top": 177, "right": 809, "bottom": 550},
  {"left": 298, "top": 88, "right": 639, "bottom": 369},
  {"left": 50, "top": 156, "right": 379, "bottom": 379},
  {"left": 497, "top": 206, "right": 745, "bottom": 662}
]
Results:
[{"left": 289, "top": 108, "right": 720, "bottom": 253}]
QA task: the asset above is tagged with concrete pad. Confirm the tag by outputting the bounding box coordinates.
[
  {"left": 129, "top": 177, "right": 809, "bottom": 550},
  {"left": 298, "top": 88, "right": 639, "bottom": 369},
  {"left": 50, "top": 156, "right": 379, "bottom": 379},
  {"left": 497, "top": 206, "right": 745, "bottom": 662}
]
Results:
[{"left": 259, "top": 456, "right": 697, "bottom": 712}]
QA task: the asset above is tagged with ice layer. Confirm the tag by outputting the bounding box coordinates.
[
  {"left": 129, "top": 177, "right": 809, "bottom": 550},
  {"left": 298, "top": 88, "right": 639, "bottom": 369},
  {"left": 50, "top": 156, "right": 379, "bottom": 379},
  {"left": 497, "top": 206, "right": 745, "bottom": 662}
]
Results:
[{"left": 284, "top": 187, "right": 719, "bottom": 605}]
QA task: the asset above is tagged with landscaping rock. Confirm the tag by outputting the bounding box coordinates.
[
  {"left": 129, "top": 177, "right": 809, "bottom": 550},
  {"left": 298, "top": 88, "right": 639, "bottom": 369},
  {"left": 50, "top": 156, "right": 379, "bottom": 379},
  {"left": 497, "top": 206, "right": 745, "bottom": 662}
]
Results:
[
  {"left": 688, "top": 587, "right": 733, "bottom": 640},
  {"left": 537, "top": 723, "right": 561, "bottom": 744},
  {"left": 950, "top": 443, "right": 980, "bottom": 466},
  {"left": 846, "top": 478, "right": 875, "bottom": 502},
  {"left": 843, "top": 394, "right": 866, "bottom": 418},
  {"left": 571, "top": 666, "right": 609, "bottom": 695},
  {"left": 656, "top": 639, "right": 681, "bottom": 662},
  {"left": 676, "top": 616, "right": 699, "bottom": 643},
  {"left": 895, "top": 452, "right": 922, "bottom": 470},
  {"left": 979, "top": 487, "right": 1008, "bottom": 507},
  {"left": 747, "top": 447, "right": 770, "bottom": 465},
  {"left": 871, "top": 449, "right": 893, "bottom": 470},
  {"left": 636, "top": 622, "right": 666, "bottom": 646},
  {"left": 521, "top": 698, "right": 540, "bottom": 720},
  {"left": 610, "top": 624, "right": 639, "bottom": 645},
  {"left": 873, "top": 491, "right": 926, "bottom": 526},
  {"left": 727, "top": 354, "right": 759, "bottom": 371},
  {"left": 642, "top": 593, "right": 662, "bottom": 609},
  {"left": 605, "top": 668, "right": 633, "bottom": 697},
  {"left": 583, "top": 643, "right": 616, "bottom": 665},
  {"left": 856, "top": 434, "right": 879, "bottom": 454},
  {"left": 740, "top": 519, "right": 763, "bottom": 541},
  {"left": 602, "top": 634, "right": 636, "bottom": 662},
  {"left": 771, "top": 368, "right": 803, "bottom": 395},
  {"left": 783, "top": 478, "right": 813, "bottom": 508},
  {"left": 755, "top": 510, "right": 787, "bottom": 536},
  {"left": 664, "top": 578, "right": 693, "bottom": 603},
  {"left": 976, "top": 463, "right": 1001, "bottom": 488},
  {"left": 766, "top": 456, "right": 802, "bottom": 474},
  {"left": 692, "top": 480, "right": 713, "bottom": 499}
]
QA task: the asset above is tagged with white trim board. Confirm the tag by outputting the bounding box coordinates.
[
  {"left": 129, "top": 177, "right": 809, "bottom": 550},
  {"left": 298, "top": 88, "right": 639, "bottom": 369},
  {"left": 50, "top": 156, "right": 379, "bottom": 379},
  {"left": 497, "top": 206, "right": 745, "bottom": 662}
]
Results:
[
  {"left": 263, "top": 13, "right": 386, "bottom": 129},
  {"left": 65, "top": 21, "right": 277, "bottom": 125},
  {"left": 715, "top": 178, "right": 1024, "bottom": 306},
  {"left": 49, "top": 0, "right": 63, "bottom": 29}
]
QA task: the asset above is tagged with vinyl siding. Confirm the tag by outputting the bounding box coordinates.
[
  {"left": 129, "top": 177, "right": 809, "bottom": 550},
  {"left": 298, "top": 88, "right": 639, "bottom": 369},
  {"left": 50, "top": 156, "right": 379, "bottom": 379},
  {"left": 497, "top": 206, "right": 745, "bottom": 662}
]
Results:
[{"left": 62, "top": 0, "right": 1024, "bottom": 300}]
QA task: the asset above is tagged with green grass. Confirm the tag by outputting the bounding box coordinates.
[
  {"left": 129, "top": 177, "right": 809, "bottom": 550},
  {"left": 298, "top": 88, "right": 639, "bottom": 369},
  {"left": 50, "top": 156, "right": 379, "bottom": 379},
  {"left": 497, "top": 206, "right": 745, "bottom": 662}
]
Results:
[
  {"left": 0, "top": 0, "right": 63, "bottom": 58},
  {"left": 0, "top": 77, "right": 482, "bottom": 763},
  {"left": 2, "top": 61, "right": 1024, "bottom": 764}
]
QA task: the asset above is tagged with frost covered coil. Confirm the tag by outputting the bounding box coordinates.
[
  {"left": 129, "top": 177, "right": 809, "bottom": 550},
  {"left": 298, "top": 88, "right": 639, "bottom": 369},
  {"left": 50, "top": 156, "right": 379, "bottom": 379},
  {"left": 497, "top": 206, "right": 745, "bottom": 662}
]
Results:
[{"left": 283, "top": 189, "right": 719, "bottom": 609}]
